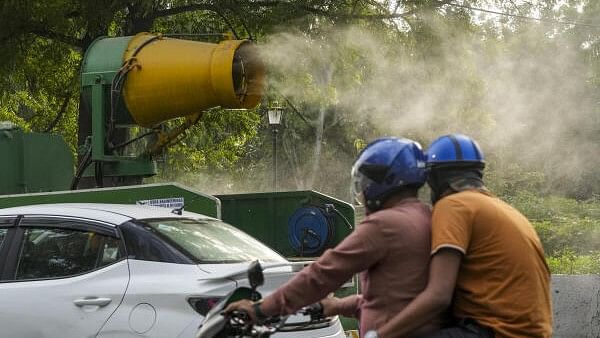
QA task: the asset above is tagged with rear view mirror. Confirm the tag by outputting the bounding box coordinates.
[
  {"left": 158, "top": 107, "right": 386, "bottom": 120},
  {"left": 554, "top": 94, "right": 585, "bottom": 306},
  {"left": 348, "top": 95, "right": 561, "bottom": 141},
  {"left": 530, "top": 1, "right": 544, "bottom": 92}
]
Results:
[{"left": 247, "top": 260, "right": 264, "bottom": 291}]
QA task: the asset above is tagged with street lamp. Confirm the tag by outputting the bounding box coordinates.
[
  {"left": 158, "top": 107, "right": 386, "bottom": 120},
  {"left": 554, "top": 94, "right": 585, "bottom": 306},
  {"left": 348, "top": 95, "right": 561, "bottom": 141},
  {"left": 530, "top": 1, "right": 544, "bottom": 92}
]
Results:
[{"left": 268, "top": 106, "right": 284, "bottom": 191}]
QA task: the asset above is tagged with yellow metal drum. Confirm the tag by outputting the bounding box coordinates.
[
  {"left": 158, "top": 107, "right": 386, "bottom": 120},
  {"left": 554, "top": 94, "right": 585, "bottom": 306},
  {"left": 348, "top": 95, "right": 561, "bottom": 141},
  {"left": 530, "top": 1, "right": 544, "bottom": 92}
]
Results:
[{"left": 122, "top": 33, "right": 265, "bottom": 127}]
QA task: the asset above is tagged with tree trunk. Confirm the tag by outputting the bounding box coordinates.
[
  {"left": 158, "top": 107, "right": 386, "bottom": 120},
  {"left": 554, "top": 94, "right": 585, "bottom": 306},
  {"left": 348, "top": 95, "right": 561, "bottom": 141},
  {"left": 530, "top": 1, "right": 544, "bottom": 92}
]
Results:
[{"left": 307, "top": 63, "right": 334, "bottom": 188}]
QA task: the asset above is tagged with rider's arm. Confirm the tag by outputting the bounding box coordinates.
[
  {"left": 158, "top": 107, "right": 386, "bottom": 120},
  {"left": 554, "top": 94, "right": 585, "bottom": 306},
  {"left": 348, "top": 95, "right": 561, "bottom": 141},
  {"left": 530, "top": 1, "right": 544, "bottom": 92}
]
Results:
[
  {"left": 377, "top": 248, "right": 462, "bottom": 338},
  {"left": 259, "top": 219, "right": 388, "bottom": 317},
  {"left": 322, "top": 295, "right": 363, "bottom": 317}
]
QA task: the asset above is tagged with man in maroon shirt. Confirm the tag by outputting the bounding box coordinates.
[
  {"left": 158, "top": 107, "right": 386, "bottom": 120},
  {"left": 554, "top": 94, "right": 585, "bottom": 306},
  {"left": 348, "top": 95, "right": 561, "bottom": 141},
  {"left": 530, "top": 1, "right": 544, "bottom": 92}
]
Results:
[{"left": 226, "top": 137, "right": 444, "bottom": 337}]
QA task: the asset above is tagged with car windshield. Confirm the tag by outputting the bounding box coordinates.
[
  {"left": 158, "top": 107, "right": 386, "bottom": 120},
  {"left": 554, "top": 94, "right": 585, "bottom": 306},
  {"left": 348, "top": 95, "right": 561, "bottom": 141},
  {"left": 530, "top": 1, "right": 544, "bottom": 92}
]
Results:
[{"left": 141, "top": 218, "right": 285, "bottom": 263}]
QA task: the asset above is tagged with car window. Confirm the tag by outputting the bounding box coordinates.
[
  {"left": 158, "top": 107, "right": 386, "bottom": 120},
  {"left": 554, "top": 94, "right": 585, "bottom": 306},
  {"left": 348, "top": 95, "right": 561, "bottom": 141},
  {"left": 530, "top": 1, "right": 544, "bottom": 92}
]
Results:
[
  {"left": 141, "top": 218, "right": 286, "bottom": 263},
  {"left": 119, "top": 221, "right": 195, "bottom": 264},
  {"left": 14, "top": 228, "right": 122, "bottom": 280}
]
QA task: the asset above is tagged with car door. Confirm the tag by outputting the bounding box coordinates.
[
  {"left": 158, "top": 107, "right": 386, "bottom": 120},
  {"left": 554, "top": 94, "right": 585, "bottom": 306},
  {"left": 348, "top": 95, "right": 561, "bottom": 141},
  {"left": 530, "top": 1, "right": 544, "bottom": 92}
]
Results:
[{"left": 0, "top": 216, "right": 130, "bottom": 338}]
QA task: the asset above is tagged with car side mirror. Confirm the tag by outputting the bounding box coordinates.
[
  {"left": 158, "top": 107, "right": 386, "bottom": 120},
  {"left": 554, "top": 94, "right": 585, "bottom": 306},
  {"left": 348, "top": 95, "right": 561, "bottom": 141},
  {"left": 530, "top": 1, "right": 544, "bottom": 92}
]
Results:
[{"left": 247, "top": 260, "right": 264, "bottom": 291}]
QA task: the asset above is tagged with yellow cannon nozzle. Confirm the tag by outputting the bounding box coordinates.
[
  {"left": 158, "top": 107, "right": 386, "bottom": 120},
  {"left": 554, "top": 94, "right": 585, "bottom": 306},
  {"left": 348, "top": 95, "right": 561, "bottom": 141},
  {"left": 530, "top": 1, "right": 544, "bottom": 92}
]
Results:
[{"left": 122, "top": 33, "right": 266, "bottom": 127}]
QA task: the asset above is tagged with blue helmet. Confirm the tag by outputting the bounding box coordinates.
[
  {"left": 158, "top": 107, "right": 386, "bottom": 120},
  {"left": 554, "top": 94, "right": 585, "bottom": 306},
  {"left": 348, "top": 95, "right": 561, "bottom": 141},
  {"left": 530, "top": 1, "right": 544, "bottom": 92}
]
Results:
[
  {"left": 426, "top": 134, "right": 485, "bottom": 168},
  {"left": 351, "top": 137, "right": 426, "bottom": 211}
]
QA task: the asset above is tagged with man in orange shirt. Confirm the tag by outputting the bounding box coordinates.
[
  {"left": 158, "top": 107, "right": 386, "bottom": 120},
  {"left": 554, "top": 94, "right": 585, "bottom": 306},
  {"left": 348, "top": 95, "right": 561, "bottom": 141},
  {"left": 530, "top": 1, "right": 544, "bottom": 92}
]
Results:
[{"left": 375, "top": 134, "right": 552, "bottom": 338}]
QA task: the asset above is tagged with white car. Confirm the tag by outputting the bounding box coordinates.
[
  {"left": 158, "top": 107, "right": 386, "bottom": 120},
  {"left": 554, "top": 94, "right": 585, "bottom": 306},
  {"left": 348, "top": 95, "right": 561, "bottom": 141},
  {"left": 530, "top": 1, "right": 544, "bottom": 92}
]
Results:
[{"left": 0, "top": 203, "right": 346, "bottom": 338}]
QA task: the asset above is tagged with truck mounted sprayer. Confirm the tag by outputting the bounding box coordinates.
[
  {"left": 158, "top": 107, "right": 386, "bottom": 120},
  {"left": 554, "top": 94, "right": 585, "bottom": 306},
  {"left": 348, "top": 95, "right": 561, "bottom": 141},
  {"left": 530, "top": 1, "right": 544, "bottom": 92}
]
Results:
[
  {"left": 0, "top": 31, "right": 355, "bottom": 254},
  {"left": 76, "top": 32, "right": 266, "bottom": 189},
  {"left": 0, "top": 34, "right": 358, "bottom": 331},
  {"left": 2, "top": 33, "right": 266, "bottom": 193}
]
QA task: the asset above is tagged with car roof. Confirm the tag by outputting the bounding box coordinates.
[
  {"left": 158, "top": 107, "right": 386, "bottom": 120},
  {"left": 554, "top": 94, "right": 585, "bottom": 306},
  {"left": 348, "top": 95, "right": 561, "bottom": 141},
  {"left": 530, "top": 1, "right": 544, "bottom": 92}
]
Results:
[{"left": 0, "top": 203, "right": 212, "bottom": 226}]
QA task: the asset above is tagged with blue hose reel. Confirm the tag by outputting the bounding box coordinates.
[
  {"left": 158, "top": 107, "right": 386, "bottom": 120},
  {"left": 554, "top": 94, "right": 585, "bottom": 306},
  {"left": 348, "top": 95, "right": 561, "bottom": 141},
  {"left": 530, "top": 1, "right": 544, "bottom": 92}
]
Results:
[{"left": 287, "top": 206, "right": 335, "bottom": 256}]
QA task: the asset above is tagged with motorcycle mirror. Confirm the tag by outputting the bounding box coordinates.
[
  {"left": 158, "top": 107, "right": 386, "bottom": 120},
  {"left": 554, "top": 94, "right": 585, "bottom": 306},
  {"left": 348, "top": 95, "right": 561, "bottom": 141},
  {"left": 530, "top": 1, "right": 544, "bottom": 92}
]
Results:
[{"left": 247, "top": 260, "right": 264, "bottom": 291}]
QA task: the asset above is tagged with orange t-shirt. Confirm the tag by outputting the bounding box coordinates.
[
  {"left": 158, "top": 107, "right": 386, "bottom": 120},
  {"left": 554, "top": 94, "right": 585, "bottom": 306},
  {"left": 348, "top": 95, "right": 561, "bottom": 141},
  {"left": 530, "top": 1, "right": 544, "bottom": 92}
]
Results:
[{"left": 431, "top": 190, "right": 552, "bottom": 338}]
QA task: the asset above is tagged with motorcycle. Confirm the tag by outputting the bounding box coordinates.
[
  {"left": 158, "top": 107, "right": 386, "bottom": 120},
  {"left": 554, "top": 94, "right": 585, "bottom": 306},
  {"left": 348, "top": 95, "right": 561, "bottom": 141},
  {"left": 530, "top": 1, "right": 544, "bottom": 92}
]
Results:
[{"left": 195, "top": 260, "right": 326, "bottom": 338}]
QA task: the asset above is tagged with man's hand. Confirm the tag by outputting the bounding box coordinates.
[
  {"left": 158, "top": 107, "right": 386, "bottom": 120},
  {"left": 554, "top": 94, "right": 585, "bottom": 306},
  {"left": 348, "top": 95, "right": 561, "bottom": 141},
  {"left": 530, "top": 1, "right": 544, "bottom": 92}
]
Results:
[
  {"left": 224, "top": 299, "right": 257, "bottom": 323},
  {"left": 320, "top": 297, "right": 341, "bottom": 317}
]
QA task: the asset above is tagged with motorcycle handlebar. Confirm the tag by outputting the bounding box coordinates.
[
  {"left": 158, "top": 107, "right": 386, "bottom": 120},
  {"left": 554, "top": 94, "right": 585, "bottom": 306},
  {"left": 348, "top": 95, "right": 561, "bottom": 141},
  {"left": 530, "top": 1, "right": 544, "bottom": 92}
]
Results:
[{"left": 300, "top": 302, "right": 325, "bottom": 320}]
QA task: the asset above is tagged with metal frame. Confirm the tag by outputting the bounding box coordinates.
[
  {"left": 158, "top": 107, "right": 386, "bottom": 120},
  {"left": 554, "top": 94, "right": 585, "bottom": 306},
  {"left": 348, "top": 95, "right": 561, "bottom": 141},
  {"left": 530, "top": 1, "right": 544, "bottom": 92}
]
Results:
[
  {"left": 0, "top": 217, "right": 18, "bottom": 280},
  {"left": 19, "top": 216, "right": 119, "bottom": 237},
  {"left": 80, "top": 38, "right": 157, "bottom": 181}
]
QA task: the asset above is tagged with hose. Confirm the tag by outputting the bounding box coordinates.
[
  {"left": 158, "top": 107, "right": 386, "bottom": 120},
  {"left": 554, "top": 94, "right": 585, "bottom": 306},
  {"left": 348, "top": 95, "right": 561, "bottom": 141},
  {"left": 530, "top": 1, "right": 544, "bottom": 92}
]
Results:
[
  {"left": 299, "top": 228, "right": 323, "bottom": 257},
  {"left": 324, "top": 203, "right": 354, "bottom": 230},
  {"left": 289, "top": 205, "right": 338, "bottom": 257},
  {"left": 70, "top": 146, "right": 92, "bottom": 190},
  {"left": 107, "top": 34, "right": 162, "bottom": 151}
]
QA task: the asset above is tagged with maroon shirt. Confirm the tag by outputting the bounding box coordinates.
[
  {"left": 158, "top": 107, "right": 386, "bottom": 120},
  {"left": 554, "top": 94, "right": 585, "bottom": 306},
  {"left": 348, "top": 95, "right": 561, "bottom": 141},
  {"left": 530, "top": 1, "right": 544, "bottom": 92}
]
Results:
[{"left": 261, "top": 198, "right": 443, "bottom": 336}]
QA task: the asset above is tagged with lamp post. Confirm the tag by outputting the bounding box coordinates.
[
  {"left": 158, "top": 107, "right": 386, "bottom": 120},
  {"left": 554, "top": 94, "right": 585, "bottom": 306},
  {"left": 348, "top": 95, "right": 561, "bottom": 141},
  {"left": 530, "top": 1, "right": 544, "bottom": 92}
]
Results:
[{"left": 268, "top": 106, "right": 283, "bottom": 191}]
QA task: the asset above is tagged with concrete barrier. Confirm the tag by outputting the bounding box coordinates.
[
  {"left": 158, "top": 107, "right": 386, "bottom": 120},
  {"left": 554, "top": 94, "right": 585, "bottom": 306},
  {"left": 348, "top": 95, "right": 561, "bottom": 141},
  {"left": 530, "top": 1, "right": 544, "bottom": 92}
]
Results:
[{"left": 552, "top": 275, "right": 600, "bottom": 337}]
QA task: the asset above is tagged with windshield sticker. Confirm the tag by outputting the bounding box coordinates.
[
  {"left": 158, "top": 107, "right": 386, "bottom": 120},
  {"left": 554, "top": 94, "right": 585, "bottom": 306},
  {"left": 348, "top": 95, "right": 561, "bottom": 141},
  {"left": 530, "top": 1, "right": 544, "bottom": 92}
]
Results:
[{"left": 136, "top": 197, "right": 184, "bottom": 209}]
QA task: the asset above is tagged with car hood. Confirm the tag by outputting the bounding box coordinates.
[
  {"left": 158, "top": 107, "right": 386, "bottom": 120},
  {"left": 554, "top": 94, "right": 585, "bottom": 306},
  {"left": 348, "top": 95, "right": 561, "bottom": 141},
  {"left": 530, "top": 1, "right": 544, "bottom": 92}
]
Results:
[{"left": 196, "top": 261, "right": 312, "bottom": 294}]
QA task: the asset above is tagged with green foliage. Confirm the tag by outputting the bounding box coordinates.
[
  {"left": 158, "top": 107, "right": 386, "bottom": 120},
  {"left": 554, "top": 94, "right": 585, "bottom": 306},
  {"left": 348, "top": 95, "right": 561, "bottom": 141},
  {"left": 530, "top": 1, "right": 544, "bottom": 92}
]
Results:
[
  {"left": 533, "top": 216, "right": 600, "bottom": 256},
  {"left": 485, "top": 159, "right": 600, "bottom": 273},
  {"left": 158, "top": 108, "right": 261, "bottom": 175},
  {"left": 546, "top": 250, "right": 600, "bottom": 274},
  {"left": 486, "top": 161, "right": 600, "bottom": 256},
  {"left": 0, "top": 35, "right": 80, "bottom": 153},
  {"left": 492, "top": 174, "right": 600, "bottom": 273}
]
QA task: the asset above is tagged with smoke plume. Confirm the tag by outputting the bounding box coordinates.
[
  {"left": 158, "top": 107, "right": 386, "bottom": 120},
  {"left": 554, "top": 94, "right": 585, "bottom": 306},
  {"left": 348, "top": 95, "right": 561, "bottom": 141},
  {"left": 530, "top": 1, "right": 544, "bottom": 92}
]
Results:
[{"left": 258, "top": 18, "right": 599, "bottom": 200}]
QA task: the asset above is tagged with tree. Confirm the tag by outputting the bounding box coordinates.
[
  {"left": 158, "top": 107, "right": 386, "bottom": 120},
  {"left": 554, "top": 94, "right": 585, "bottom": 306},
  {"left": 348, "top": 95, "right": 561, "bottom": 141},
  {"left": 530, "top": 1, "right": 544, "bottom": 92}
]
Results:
[{"left": 1, "top": 0, "right": 598, "bottom": 201}]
